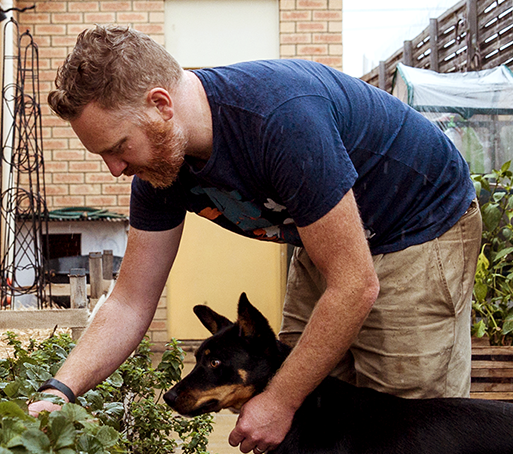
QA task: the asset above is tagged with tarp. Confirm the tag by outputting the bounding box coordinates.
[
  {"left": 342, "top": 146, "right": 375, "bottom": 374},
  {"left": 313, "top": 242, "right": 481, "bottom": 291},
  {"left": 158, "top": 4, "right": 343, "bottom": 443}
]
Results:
[{"left": 392, "top": 62, "right": 513, "bottom": 119}]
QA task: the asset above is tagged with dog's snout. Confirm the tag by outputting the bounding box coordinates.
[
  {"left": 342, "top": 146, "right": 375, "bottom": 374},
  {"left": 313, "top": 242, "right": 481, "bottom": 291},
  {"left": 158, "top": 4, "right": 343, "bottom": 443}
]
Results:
[{"left": 164, "top": 388, "right": 178, "bottom": 407}]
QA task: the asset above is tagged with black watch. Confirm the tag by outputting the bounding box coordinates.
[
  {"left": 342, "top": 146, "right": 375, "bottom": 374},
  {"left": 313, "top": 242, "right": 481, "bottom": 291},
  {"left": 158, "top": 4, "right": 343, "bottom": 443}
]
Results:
[{"left": 38, "top": 378, "right": 76, "bottom": 403}]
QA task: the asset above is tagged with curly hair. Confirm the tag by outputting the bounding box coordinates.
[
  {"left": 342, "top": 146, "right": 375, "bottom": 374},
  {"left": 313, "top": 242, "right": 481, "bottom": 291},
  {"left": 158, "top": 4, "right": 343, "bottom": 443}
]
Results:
[{"left": 48, "top": 24, "right": 184, "bottom": 121}]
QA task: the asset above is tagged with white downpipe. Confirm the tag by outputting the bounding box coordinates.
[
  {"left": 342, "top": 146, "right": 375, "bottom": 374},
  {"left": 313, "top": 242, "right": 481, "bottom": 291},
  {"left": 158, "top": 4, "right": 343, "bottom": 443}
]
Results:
[{"left": 1, "top": 1, "right": 15, "bottom": 305}]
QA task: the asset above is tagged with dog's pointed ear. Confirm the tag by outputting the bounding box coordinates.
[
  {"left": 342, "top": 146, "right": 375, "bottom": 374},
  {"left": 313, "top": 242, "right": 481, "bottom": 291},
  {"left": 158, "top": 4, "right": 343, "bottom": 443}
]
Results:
[
  {"left": 193, "top": 305, "right": 233, "bottom": 334},
  {"left": 237, "top": 293, "right": 276, "bottom": 340}
]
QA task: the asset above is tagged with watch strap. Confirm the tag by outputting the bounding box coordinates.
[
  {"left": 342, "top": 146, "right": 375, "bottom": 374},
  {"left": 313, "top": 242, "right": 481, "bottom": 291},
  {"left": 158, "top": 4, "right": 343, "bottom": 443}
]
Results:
[{"left": 38, "top": 378, "right": 76, "bottom": 403}]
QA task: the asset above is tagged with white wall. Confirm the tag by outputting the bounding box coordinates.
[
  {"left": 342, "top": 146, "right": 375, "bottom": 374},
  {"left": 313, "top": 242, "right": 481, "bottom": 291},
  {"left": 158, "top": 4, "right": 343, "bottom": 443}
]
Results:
[{"left": 165, "top": 0, "right": 279, "bottom": 68}]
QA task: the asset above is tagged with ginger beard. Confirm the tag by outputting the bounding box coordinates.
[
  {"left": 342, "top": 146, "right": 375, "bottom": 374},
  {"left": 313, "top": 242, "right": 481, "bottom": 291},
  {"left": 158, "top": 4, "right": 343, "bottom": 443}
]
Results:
[{"left": 124, "top": 117, "right": 187, "bottom": 189}]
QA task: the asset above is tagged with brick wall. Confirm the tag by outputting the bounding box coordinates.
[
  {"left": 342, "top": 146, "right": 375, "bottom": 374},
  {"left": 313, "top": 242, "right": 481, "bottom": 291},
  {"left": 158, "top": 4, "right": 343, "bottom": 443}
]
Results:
[
  {"left": 8, "top": 0, "right": 342, "bottom": 350},
  {"left": 280, "top": 0, "right": 343, "bottom": 70}
]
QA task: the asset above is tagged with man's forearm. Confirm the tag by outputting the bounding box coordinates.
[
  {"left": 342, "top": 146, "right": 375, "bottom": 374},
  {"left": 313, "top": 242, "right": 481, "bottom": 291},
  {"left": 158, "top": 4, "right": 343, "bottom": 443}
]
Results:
[
  {"left": 53, "top": 295, "right": 157, "bottom": 397},
  {"left": 265, "top": 283, "right": 378, "bottom": 411}
]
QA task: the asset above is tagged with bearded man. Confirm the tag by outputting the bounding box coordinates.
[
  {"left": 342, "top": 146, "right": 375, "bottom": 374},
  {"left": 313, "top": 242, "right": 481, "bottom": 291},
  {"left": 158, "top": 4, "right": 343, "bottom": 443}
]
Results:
[{"left": 30, "top": 25, "right": 481, "bottom": 454}]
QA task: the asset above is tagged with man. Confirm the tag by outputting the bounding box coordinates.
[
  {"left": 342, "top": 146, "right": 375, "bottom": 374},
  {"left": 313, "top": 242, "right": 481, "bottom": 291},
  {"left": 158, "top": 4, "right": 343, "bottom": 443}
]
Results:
[{"left": 29, "top": 25, "right": 481, "bottom": 454}]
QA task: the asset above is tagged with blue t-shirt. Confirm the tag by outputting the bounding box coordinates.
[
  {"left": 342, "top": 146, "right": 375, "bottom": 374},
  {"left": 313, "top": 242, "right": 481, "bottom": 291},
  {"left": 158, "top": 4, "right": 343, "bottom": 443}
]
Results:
[{"left": 130, "top": 59, "right": 475, "bottom": 255}]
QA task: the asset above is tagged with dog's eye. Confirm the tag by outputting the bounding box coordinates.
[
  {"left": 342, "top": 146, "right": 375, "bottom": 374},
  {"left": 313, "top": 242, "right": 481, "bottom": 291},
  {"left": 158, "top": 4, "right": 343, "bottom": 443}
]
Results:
[{"left": 210, "top": 359, "right": 221, "bottom": 368}]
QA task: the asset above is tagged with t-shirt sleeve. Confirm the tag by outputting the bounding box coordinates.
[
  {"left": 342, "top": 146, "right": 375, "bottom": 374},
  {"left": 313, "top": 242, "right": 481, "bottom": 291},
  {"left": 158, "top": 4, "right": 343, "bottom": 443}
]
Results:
[
  {"left": 262, "top": 95, "right": 358, "bottom": 227},
  {"left": 129, "top": 176, "right": 187, "bottom": 231}
]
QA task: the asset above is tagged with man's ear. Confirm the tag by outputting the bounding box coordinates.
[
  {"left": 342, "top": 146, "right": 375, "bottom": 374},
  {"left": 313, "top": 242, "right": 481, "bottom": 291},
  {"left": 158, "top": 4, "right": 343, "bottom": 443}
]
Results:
[{"left": 146, "top": 87, "right": 174, "bottom": 120}]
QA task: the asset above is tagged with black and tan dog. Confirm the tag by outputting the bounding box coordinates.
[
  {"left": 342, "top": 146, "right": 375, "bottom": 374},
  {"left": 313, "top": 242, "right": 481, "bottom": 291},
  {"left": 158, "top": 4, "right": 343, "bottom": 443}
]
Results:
[{"left": 165, "top": 293, "right": 513, "bottom": 453}]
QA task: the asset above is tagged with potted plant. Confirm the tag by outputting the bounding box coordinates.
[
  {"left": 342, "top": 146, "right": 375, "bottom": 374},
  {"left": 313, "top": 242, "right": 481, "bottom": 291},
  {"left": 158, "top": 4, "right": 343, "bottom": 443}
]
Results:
[{"left": 470, "top": 161, "right": 513, "bottom": 400}]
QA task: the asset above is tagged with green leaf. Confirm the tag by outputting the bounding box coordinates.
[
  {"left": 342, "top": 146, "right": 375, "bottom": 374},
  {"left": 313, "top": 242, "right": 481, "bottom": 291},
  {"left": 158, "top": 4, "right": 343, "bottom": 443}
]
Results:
[
  {"left": 49, "top": 414, "right": 76, "bottom": 450},
  {"left": 8, "top": 429, "right": 50, "bottom": 454},
  {"left": 59, "top": 403, "right": 91, "bottom": 424},
  {"left": 0, "top": 418, "right": 27, "bottom": 445},
  {"left": 482, "top": 203, "right": 502, "bottom": 231},
  {"left": 4, "top": 382, "right": 20, "bottom": 399},
  {"left": 473, "top": 281, "right": 488, "bottom": 302},
  {"left": 0, "top": 401, "right": 32, "bottom": 421},
  {"left": 95, "top": 426, "right": 119, "bottom": 448},
  {"left": 503, "top": 319, "right": 513, "bottom": 335},
  {"left": 78, "top": 434, "right": 104, "bottom": 454},
  {"left": 494, "top": 247, "right": 513, "bottom": 262},
  {"left": 472, "top": 320, "right": 487, "bottom": 338},
  {"left": 501, "top": 161, "right": 511, "bottom": 173}
]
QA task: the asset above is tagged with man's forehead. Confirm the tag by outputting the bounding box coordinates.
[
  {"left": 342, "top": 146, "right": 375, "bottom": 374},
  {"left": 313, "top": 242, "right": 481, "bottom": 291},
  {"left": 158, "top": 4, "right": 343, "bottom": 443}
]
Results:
[{"left": 70, "top": 103, "right": 129, "bottom": 154}]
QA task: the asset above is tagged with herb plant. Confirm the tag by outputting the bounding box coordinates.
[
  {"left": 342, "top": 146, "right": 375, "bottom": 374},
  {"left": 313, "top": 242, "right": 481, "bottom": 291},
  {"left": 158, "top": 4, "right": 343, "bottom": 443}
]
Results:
[{"left": 0, "top": 332, "right": 213, "bottom": 453}]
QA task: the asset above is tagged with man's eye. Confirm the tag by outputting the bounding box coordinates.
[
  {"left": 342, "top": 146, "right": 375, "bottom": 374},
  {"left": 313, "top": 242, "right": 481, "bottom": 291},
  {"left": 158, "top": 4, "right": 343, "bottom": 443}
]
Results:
[{"left": 210, "top": 359, "right": 221, "bottom": 368}]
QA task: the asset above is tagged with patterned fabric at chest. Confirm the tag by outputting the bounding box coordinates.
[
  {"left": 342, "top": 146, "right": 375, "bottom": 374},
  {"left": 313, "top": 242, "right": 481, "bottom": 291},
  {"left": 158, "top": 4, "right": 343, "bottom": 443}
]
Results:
[{"left": 187, "top": 186, "right": 302, "bottom": 246}]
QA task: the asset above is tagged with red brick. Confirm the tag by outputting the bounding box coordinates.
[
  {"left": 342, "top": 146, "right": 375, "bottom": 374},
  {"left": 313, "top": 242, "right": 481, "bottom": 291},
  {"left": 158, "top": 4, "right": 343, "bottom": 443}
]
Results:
[
  {"left": 35, "top": 24, "right": 66, "bottom": 35},
  {"left": 35, "top": 2, "right": 67, "bottom": 12},
  {"left": 44, "top": 139, "right": 69, "bottom": 150},
  {"left": 52, "top": 36, "right": 80, "bottom": 46},
  {"left": 45, "top": 161, "right": 68, "bottom": 172},
  {"left": 313, "top": 11, "right": 342, "bottom": 20},
  {"left": 103, "top": 184, "right": 131, "bottom": 195},
  {"left": 84, "top": 13, "right": 116, "bottom": 23},
  {"left": 117, "top": 12, "right": 148, "bottom": 22},
  {"left": 135, "top": 24, "right": 165, "bottom": 35},
  {"left": 52, "top": 13, "right": 83, "bottom": 24},
  {"left": 53, "top": 149, "right": 86, "bottom": 160},
  {"left": 313, "top": 33, "right": 342, "bottom": 43},
  {"left": 314, "top": 56, "right": 342, "bottom": 68},
  {"left": 21, "top": 13, "right": 51, "bottom": 23},
  {"left": 101, "top": 2, "right": 132, "bottom": 12},
  {"left": 297, "top": 22, "right": 327, "bottom": 32},
  {"left": 53, "top": 174, "right": 84, "bottom": 185},
  {"left": 39, "top": 47, "right": 68, "bottom": 58},
  {"left": 298, "top": 45, "right": 328, "bottom": 55},
  {"left": 69, "top": 161, "right": 102, "bottom": 172},
  {"left": 85, "top": 172, "right": 117, "bottom": 183},
  {"left": 45, "top": 185, "right": 68, "bottom": 196},
  {"left": 134, "top": 1, "right": 164, "bottom": 11},
  {"left": 281, "top": 11, "right": 311, "bottom": 21},
  {"left": 281, "top": 33, "right": 311, "bottom": 44},
  {"left": 54, "top": 196, "right": 85, "bottom": 206},
  {"left": 52, "top": 126, "right": 75, "bottom": 138},
  {"left": 297, "top": 0, "right": 327, "bottom": 9},
  {"left": 69, "top": 2, "right": 99, "bottom": 12},
  {"left": 70, "top": 184, "right": 101, "bottom": 195},
  {"left": 86, "top": 195, "right": 117, "bottom": 206}
]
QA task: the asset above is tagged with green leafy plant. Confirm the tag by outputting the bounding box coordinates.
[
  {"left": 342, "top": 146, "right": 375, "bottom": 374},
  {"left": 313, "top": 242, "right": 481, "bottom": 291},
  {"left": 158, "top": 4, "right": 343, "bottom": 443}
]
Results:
[
  {"left": 0, "top": 332, "right": 213, "bottom": 453},
  {"left": 472, "top": 161, "right": 513, "bottom": 345}
]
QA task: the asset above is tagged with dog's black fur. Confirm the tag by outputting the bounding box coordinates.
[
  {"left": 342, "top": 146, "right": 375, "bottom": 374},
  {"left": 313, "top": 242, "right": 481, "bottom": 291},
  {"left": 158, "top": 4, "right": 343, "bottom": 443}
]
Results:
[{"left": 164, "top": 293, "right": 513, "bottom": 453}]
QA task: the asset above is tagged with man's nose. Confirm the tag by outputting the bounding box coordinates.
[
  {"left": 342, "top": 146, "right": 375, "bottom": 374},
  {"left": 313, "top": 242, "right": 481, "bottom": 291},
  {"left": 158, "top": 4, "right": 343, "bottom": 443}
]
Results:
[{"left": 102, "top": 155, "right": 127, "bottom": 177}]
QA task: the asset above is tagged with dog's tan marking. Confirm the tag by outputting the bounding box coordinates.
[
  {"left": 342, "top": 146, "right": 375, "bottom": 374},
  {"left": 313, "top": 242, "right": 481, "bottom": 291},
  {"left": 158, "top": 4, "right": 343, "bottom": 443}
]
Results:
[
  {"left": 189, "top": 384, "right": 256, "bottom": 412},
  {"left": 238, "top": 369, "right": 248, "bottom": 383}
]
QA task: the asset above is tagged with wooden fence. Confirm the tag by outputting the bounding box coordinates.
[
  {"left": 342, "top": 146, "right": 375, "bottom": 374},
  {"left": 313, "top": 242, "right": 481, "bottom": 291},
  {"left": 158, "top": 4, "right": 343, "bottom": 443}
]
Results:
[{"left": 361, "top": 0, "right": 513, "bottom": 92}]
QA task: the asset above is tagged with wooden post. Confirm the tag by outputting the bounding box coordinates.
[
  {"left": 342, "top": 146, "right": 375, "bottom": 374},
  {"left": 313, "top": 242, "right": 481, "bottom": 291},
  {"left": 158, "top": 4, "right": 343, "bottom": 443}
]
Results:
[
  {"left": 69, "top": 267, "right": 87, "bottom": 339},
  {"left": 89, "top": 251, "right": 103, "bottom": 310},
  {"left": 430, "top": 18, "right": 439, "bottom": 72},
  {"left": 403, "top": 40, "right": 413, "bottom": 66},
  {"left": 467, "top": 0, "right": 479, "bottom": 70},
  {"left": 378, "top": 61, "right": 386, "bottom": 91},
  {"left": 102, "top": 249, "right": 113, "bottom": 280},
  {"left": 69, "top": 268, "right": 87, "bottom": 309}
]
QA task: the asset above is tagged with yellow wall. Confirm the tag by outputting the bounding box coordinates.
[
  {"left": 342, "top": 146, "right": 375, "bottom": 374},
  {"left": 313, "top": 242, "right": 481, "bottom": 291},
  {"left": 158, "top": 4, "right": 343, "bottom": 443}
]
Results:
[{"left": 167, "top": 213, "right": 287, "bottom": 339}]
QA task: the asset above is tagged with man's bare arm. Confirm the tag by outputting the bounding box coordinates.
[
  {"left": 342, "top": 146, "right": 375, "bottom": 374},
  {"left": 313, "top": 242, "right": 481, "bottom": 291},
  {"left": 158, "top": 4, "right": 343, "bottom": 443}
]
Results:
[{"left": 29, "top": 223, "right": 184, "bottom": 414}]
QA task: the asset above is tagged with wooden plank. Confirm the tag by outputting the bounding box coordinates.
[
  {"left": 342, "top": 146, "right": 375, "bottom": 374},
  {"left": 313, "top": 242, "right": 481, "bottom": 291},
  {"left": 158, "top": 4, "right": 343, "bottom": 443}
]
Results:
[
  {"left": 471, "top": 382, "right": 513, "bottom": 392},
  {"left": 0, "top": 309, "right": 89, "bottom": 330},
  {"left": 472, "top": 369, "right": 513, "bottom": 378},
  {"left": 472, "top": 360, "right": 513, "bottom": 369},
  {"left": 470, "top": 391, "right": 513, "bottom": 400},
  {"left": 472, "top": 346, "right": 513, "bottom": 354}
]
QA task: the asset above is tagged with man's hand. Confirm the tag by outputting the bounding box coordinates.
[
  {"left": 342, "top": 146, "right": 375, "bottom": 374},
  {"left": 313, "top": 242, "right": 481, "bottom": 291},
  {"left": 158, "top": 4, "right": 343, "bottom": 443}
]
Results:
[
  {"left": 228, "top": 390, "right": 295, "bottom": 453},
  {"left": 28, "top": 389, "right": 68, "bottom": 417}
]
